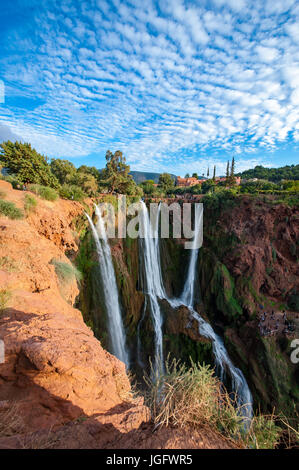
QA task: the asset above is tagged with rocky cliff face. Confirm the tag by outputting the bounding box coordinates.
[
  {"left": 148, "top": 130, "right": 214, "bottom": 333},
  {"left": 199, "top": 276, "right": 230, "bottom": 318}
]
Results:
[
  {"left": 0, "top": 182, "right": 233, "bottom": 449},
  {"left": 0, "top": 181, "right": 148, "bottom": 448},
  {"left": 196, "top": 194, "right": 299, "bottom": 416},
  {"left": 157, "top": 195, "right": 298, "bottom": 417},
  {"left": 101, "top": 194, "right": 298, "bottom": 419}
]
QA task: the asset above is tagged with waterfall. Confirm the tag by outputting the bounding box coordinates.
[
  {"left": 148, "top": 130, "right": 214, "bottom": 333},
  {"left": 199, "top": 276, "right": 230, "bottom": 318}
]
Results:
[
  {"left": 190, "top": 310, "right": 253, "bottom": 420},
  {"left": 139, "top": 201, "right": 252, "bottom": 421},
  {"left": 138, "top": 202, "right": 165, "bottom": 373},
  {"left": 180, "top": 203, "right": 203, "bottom": 306},
  {"left": 86, "top": 206, "right": 129, "bottom": 367}
]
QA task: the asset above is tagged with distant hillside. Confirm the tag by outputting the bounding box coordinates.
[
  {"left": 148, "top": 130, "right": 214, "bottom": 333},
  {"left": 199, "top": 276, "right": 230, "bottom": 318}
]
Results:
[
  {"left": 237, "top": 164, "right": 299, "bottom": 182},
  {"left": 129, "top": 171, "right": 177, "bottom": 184}
]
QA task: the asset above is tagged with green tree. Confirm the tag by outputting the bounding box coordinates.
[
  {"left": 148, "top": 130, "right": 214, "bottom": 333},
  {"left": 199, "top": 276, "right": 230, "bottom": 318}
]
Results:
[
  {"left": 71, "top": 171, "right": 98, "bottom": 196},
  {"left": 226, "top": 160, "right": 230, "bottom": 179},
  {"left": 0, "top": 141, "right": 59, "bottom": 188},
  {"left": 207, "top": 167, "right": 210, "bottom": 178},
  {"left": 230, "top": 157, "right": 235, "bottom": 177},
  {"left": 158, "top": 173, "right": 175, "bottom": 193},
  {"left": 50, "top": 158, "right": 76, "bottom": 185},
  {"left": 192, "top": 173, "right": 198, "bottom": 179},
  {"left": 190, "top": 184, "right": 202, "bottom": 195},
  {"left": 229, "top": 157, "right": 236, "bottom": 185},
  {"left": 101, "top": 150, "right": 138, "bottom": 194},
  {"left": 213, "top": 165, "right": 216, "bottom": 181},
  {"left": 140, "top": 180, "right": 155, "bottom": 195},
  {"left": 185, "top": 173, "right": 190, "bottom": 178},
  {"left": 236, "top": 164, "right": 299, "bottom": 182},
  {"left": 201, "top": 180, "right": 216, "bottom": 194},
  {"left": 77, "top": 165, "right": 101, "bottom": 181}
]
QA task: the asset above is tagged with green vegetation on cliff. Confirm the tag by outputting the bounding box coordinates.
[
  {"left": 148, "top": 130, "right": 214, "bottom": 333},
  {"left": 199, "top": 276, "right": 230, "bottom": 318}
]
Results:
[
  {"left": 144, "top": 357, "right": 282, "bottom": 449},
  {"left": 0, "top": 199, "right": 23, "bottom": 219}
]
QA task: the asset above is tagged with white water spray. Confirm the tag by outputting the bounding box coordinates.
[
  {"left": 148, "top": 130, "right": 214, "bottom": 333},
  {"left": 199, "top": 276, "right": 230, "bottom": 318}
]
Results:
[
  {"left": 139, "top": 201, "right": 252, "bottom": 420},
  {"left": 86, "top": 206, "right": 129, "bottom": 367},
  {"left": 138, "top": 202, "right": 166, "bottom": 373},
  {"left": 181, "top": 204, "right": 203, "bottom": 306}
]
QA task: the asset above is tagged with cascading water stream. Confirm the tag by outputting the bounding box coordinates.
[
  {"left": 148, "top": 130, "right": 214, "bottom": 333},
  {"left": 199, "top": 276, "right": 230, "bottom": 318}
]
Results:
[
  {"left": 180, "top": 204, "right": 203, "bottom": 306},
  {"left": 86, "top": 206, "right": 129, "bottom": 367},
  {"left": 138, "top": 202, "right": 166, "bottom": 373},
  {"left": 139, "top": 201, "right": 252, "bottom": 421}
]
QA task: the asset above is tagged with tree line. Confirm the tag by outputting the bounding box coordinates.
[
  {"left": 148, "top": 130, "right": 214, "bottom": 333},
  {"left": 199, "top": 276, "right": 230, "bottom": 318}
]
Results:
[
  {"left": 0, "top": 141, "right": 142, "bottom": 200},
  {"left": 1, "top": 141, "right": 298, "bottom": 201},
  {"left": 236, "top": 164, "right": 299, "bottom": 182}
]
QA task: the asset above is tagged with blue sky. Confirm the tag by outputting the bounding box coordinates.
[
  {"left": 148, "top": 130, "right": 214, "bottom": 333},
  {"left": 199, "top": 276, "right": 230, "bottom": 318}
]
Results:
[{"left": 0, "top": 0, "right": 299, "bottom": 176}]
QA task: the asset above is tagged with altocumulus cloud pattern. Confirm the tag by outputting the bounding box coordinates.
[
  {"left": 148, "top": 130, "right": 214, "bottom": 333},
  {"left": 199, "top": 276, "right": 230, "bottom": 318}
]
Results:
[{"left": 0, "top": 0, "right": 299, "bottom": 174}]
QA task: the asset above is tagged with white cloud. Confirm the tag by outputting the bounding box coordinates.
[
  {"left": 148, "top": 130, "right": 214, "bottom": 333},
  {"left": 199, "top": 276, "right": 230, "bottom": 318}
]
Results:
[
  {"left": 0, "top": 0, "right": 299, "bottom": 173},
  {"left": 290, "top": 89, "right": 299, "bottom": 105},
  {"left": 212, "top": 0, "right": 247, "bottom": 12},
  {"left": 256, "top": 45, "right": 279, "bottom": 62},
  {"left": 286, "top": 22, "right": 299, "bottom": 42}
]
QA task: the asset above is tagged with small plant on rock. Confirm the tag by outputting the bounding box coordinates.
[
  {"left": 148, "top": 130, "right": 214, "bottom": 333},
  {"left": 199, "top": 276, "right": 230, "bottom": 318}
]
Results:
[
  {"left": 50, "top": 258, "right": 82, "bottom": 284},
  {"left": 0, "top": 200, "right": 24, "bottom": 219},
  {"left": 0, "top": 288, "right": 12, "bottom": 313},
  {"left": 24, "top": 193, "right": 38, "bottom": 215}
]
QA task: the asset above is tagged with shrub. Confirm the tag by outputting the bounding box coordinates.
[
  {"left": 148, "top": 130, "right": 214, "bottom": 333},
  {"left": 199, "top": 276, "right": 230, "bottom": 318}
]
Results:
[
  {"left": 59, "top": 184, "right": 86, "bottom": 201},
  {"left": 144, "top": 357, "right": 243, "bottom": 432},
  {"left": 28, "top": 184, "right": 58, "bottom": 201},
  {"left": 50, "top": 258, "right": 82, "bottom": 284},
  {"left": 0, "top": 199, "right": 24, "bottom": 219},
  {"left": 247, "top": 415, "right": 280, "bottom": 449},
  {"left": 0, "top": 288, "right": 12, "bottom": 312},
  {"left": 24, "top": 194, "right": 37, "bottom": 214},
  {"left": 0, "top": 141, "right": 59, "bottom": 188},
  {"left": 143, "top": 356, "right": 281, "bottom": 448}
]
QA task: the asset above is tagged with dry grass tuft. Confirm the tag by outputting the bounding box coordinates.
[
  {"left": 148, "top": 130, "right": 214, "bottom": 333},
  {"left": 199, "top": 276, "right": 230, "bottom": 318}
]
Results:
[
  {"left": 0, "top": 402, "right": 24, "bottom": 438},
  {"left": 143, "top": 356, "right": 282, "bottom": 449},
  {"left": 0, "top": 289, "right": 12, "bottom": 313}
]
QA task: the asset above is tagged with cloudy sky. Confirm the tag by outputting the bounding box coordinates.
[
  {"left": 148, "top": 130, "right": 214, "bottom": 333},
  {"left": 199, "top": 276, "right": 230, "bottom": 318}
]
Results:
[{"left": 0, "top": 0, "right": 299, "bottom": 176}]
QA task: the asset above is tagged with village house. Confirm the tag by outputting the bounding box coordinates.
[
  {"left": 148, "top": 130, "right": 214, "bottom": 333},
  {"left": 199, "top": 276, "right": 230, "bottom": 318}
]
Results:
[
  {"left": 176, "top": 175, "right": 241, "bottom": 187},
  {"left": 176, "top": 176, "right": 205, "bottom": 187}
]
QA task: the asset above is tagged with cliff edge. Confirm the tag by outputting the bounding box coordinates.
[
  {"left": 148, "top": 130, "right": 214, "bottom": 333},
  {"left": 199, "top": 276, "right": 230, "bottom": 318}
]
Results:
[{"left": 0, "top": 181, "right": 234, "bottom": 449}]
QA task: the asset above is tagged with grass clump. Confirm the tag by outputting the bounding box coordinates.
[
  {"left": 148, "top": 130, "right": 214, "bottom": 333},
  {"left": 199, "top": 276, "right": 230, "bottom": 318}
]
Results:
[
  {"left": 0, "top": 288, "right": 12, "bottom": 313},
  {"left": 248, "top": 414, "right": 281, "bottom": 449},
  {"left": 0, "top": 402, "right": 24, "bottom": 437},
  {"left": 24, "top": 193, "right": 38, "bottom": 215},
  {"left": 144, "top": 357, "right": 242, "bottom": 432},
  {"left": 144, "top": 356, "right": 281, "bottom": 449},
  {"left": 0, "top": 199, "right": 24, "bottom": 219},
  {"left": 50, "top": 258, "right": 82, "bottom": 284},
  {"left": 0, "top": 256, "right": 19, "bottom": 272},
  {"left": 28, "top": 184, "right": 58, "bottom": 201}
]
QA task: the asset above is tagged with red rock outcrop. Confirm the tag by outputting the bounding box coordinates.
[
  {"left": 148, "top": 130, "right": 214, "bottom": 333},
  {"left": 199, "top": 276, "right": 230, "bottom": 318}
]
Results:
[
  {"left": 0, "top": 181, "right": 236, "bottom": 449},
  {"left": 221, "top": 196, "right": 299, "bottom": 305},
  {"left": 0, "top": 181, "right": 148, "bottom": 446}
]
